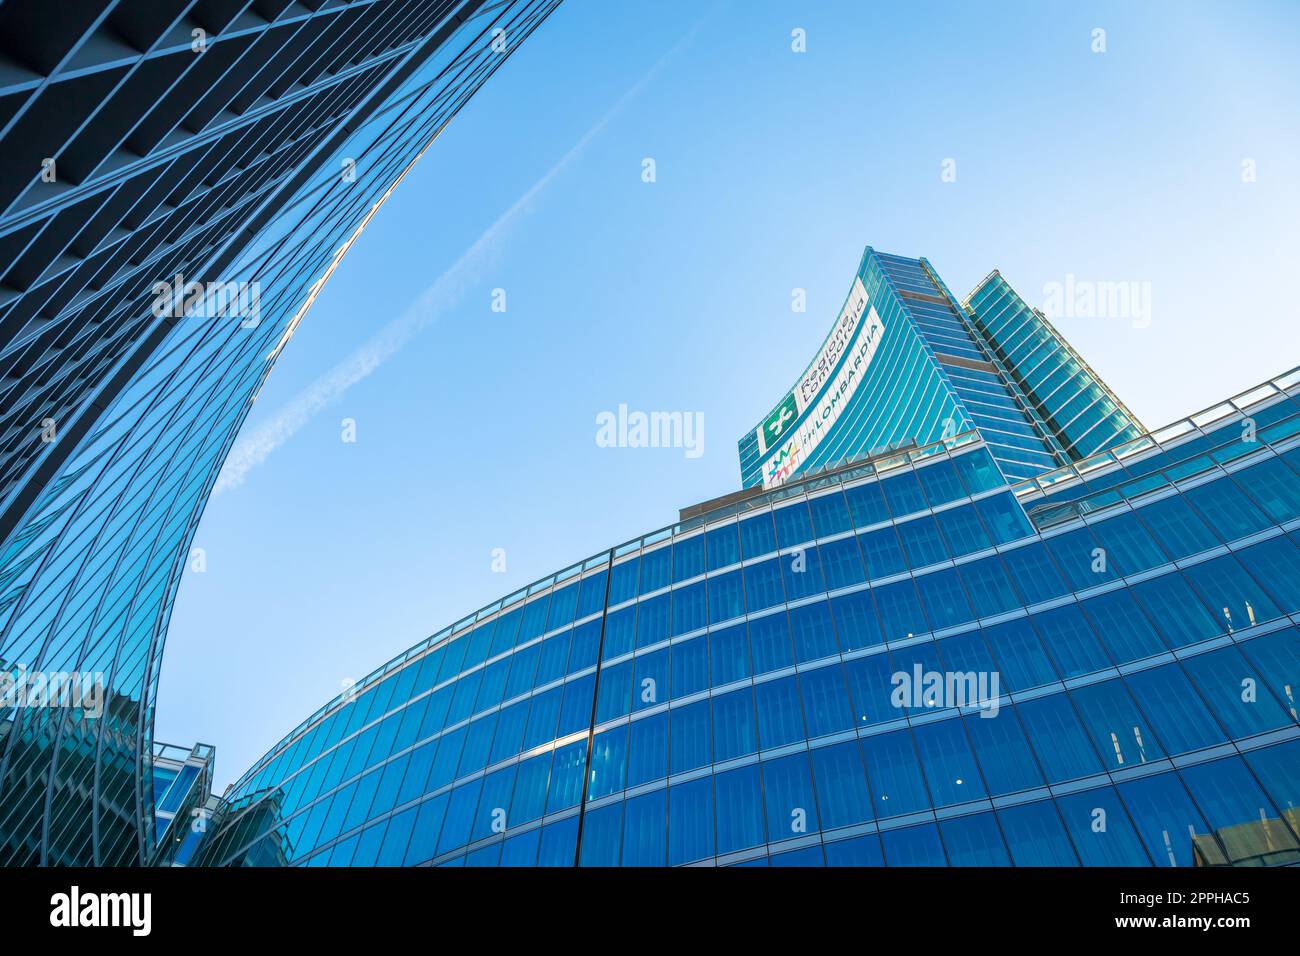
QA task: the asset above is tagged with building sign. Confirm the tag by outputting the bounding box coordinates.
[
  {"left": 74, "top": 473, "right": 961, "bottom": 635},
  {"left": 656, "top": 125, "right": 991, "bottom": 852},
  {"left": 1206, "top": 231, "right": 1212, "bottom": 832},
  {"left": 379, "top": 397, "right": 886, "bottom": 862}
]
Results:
[
  {"left": 756, "top": 277, "right": 872, "bottom": 456},
  {"left": 761, "top": 303, "right": 886, "bottom": 489}
]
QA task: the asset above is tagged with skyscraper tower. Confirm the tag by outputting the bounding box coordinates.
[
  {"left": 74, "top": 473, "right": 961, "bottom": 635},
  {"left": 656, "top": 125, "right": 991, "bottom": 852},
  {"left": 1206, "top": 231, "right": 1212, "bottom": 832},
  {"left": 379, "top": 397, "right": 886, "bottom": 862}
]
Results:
[{"left": 0, "top": 0, "right": 562, "bottom": 867}]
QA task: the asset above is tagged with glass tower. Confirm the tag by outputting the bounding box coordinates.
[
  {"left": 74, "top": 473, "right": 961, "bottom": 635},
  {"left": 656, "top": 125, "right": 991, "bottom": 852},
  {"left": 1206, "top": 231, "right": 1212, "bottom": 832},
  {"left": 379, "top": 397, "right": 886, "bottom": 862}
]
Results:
[
  {"left": 197, "top": 249, "right": 1300, "bottom": 868},
  {"left": 0, "top": 0, "right": 561, "bottom": 866}
]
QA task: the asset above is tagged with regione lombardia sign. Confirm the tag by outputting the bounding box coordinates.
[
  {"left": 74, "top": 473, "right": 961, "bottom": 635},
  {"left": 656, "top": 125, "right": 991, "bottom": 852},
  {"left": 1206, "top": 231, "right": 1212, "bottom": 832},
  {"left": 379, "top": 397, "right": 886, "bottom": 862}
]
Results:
[{"left": 757, "top": 277, "right": 885, "bottom": 489}]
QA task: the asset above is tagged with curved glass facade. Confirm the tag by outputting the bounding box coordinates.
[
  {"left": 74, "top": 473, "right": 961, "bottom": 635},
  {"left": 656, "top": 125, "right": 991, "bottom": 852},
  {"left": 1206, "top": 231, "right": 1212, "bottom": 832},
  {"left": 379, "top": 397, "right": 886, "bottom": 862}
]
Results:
[
  {"left": 0, "top": 0, "right": 561, "bottom": 866},
  {"left": 201, "top": 366, "right": 1300, "bottom": 867}
]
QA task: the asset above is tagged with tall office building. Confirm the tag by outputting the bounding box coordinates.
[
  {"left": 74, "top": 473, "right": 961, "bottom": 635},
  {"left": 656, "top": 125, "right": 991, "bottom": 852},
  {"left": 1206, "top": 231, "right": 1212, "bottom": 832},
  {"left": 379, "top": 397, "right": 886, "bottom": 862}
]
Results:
[
  {"left": 738, "top": 248, "right": 1144, "bottom": 490},
  {"left": 198, "top": 249, "right": 1300, "bottom": 868},
  {"left": 0, "top": 0, "right": 562, "bottom": 866}
]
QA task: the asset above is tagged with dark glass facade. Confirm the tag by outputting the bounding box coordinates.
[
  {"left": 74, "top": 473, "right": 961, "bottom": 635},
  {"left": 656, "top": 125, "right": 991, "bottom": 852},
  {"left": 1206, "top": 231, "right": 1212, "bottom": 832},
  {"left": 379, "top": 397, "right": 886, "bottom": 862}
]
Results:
[
  {"left": 0, "top": 0, "right": 561, "bottom": 866},
  {"left": 198, "top": 253, "right": 1300, "bottom": 866}
]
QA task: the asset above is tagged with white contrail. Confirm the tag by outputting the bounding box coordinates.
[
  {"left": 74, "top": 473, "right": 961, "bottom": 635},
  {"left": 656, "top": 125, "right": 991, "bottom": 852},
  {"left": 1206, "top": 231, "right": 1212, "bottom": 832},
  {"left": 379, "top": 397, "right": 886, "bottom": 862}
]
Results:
[{"left": 213, "top": 18, "right": 708, "bottom": 495}]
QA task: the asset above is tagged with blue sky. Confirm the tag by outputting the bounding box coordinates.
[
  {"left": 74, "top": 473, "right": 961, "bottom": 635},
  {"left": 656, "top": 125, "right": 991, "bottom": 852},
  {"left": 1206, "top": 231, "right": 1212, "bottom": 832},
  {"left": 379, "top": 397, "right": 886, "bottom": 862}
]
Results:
[{"left": 158, "top": 0, "right": 1300, "bottom": 791}]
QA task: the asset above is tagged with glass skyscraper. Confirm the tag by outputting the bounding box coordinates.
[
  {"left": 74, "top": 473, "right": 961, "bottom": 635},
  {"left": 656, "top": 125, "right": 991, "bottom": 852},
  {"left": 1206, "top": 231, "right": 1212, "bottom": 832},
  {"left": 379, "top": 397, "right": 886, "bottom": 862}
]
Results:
[
  {"left": 195, "top": 249, "right": 1300, "bottom": 868},
  {"left": 0, "top": 0, "right": 561, "bottom": 866}
]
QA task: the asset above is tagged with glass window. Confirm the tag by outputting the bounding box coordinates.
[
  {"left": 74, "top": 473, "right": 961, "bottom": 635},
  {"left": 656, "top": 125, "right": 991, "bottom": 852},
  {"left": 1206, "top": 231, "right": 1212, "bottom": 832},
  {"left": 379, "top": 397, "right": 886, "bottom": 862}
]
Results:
[
  {"left": 859, "top": 526, "right": 907, "bottom": 578},
  {"left": 780, "top": 543, "right": 826, "bottom": 600},
  {"left": 819, "top": 536, "right": 866, "bottom": 590},
  {"left": 808, "top": 490, "right": 854, "bottom": 537},
  {"left": 1181, "top": 756, "right": 1299, "bottom": 864},
  {"left": 1045, "top": 526, "right": 1117, "bottom": 590},
  {"left": 537, "top": 816, "right": 578, "bottom": 867},
  {"left": 639, "top": 545, "right": 672, "bottom": 594},
  {"left": 843, "top": 653, "right": 900, "bottom": 727},
  {"left": 1237, "top": 534, "right": 1300, "bottom": 616},
  {"left": 1181, "top": 644, "right": 1294, "bottom": 737},
  {"left": 594, "top": 660, "right": 632, "bottom": 723},
  {"left": 711, "top": 687, "right": 757, "bottom": 761},
  {"left": 963, "top": 710, "right": 1043, "bottom": 796},
  {"left": 509, "top": 755, "right": 550, "bottom": 826},
  {"left": 882, "top": 470, "right": 927, "bottom": 517},
  {"left": 1015, "top": 695, "right": 1102, "bottom": 783},
  {"left": 1031, "top": 604, "right": 1111, "bottom": 678},
  {"left": 575, "top": 570, "right": 608, "bottom": 620},
  {"left": 743, "top": 558, "right": 786, "bottom": 613},
  {"left": 705, "top": 522, "right": 740, "bottom": 571},
  {"left": 1238, "top": 626, "right": 1300, "bottom": 718},
  {"left": 917, "top": 568, "right": 975, "bottom": 631},
  {"left": 667, "top": 776, "right": 715, "bottom": 866},
  {"left": 912, "top": 719, "right": 987, "bottom": 806},
  {"left": 672, "top": 534, "right": 706, "bottom": 583},
  {"left": 845, "top": 480, "right": 890, "bottom": 528},
  {"left": 671, "top": 581, "right": 707, "bottom": 636},
  {"left": 626, "top": 712, "right": 668, "bottom": 787},
  {"left": 830, "top": 589, "right": 884, "bottom": 651},
  {"left": 1182, "top": 554, "right": 1280, "bottom": 631},
  {"left": 897, "top": 516, "right": 948, "bottom": 567},
  {"left": 789, "top": 600, "right": 838, "bottom": 663},
  {"left": 953, "top": 447, "right": 1004, "bottom": 495},
  {"left": 881, "top": 822, "right": 946, "bottom": 865},
  {"left": 714, "top": 764, "right": 765, "bottom": 854},
  {"left": 958, "top": 557, "right": 1020, "bottom": 619},
  {"left": 1055, "top": 787, "right": 1152, "bottom": 866},
  {"left": 545, "top": 741, "right": 586, "bottom": 814},
  {"left": 706, "top": 569, "right": 744, "bottom": 625},
  {"left": 709, "top": 623, "right": 751, "bottom": 686},
  {"left": 670, "top": 634, "right": 709, "bottom": 698},
  {"left": 569, "top": 620, "right": 601, "bottom": 674},
  {"left": 825, "top": 834, "right": 884, "bottom": 866},
  {"left": 917, "top": 459, "right": 965, "bottom": 507},
  {"left": 810, "top": 740, "right": 873, "bottom": 830},
  {"left": 860, "top": 731, "right": 930, "bottom": 818},
  {"left": 997, "top": 801, "right": 1078, "bottom": 866},
  {"left": 763, "top": 753, "right": 820, "bottom": 843},
  {"left": 1184, "top": 476, "right": 1274, "bottom": 542},
  {"left": 755, "top": 676, "right": 807, "bottom": 749},
  {"left": 739, "top": 512, "right": 777, "bottom": 559},
  {"left": 1069, "top": 679, "right": 1163, "bottom": 769},
  {"left": 940, "top": 812, "right": 1011, "bottom": 866},
  {"left": 1130, "top": 573, "right": 1222, "bottom": 648},
  {"left": 668, "top": 700, "right": 711, "bottom": 774},
  {"left": 522, "top": 687, "right": 561, "bottom": 751},
  {"left": 621, "top": 790, "right": 667, "bottom": 866},
  {"left": 1123, "top": 664, "right": 1227, "bottom": 756},
  {"left": 546, "top": 583, "right": 578, "bottom": 632},
  {"left": 773, "top": 501, "right": 815, "bottom": 550},
  {"left": 1234, "top": 454, "right": 1300, "bottom": 524},
  {"left": 1117, "top": 771, "right": 1213, "bottom": 867},
  {"left": 1078, "top": 589, "right": 1166, "bottom": 664},
  {"left": 799, "top": 665, "right": 855, "bottom": 738},
  {"left": 602, "top": 606, "right": 636, "bottom": 660},
  {"left": 936, "top": 504, "right": 993, "bottom": 557},
  {"left": 873, "top": 578, "right": 927, "bottom": 642},
  {"left": 749, "top": 612, "right": 794, "bottom": 674},
  {"left": 587, "top": 726, "right": 628, "bottom": 800},
  {"left": 635, "top": 593, "right": 671, "bottom": 649},
  {"left": 609, "top": 558, "right": 640, "bottom": 606},
  {"left": 1135, "top": 493, "right": 1218, "bottom": 559},
  {"left": 1000, "top": 543, "right": 1069, "bottom": 606},
  {"left": 472, "top": 767, "right": 517, "bottom": 843},
  {"left": 578, "top": 802, "right": 622, "bottom": 866},
  {"left": 975, "top": 493, "right": 1033, "bottom": 544},
  {"left": 1090, "top": 512, "right": 1169, "bottom": 575}
]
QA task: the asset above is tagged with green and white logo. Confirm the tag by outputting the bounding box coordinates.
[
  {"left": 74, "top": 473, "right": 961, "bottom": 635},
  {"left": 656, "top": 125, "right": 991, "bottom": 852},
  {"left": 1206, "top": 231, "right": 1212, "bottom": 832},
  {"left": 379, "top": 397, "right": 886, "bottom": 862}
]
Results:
[{"left": 759, "top": 393, "right": 799, "bottom": 453}]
